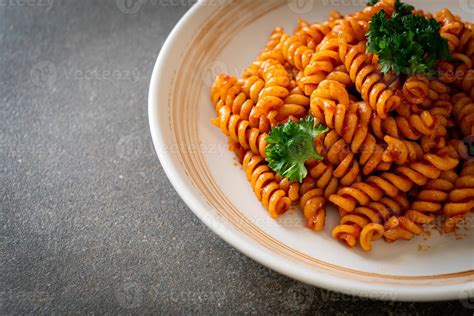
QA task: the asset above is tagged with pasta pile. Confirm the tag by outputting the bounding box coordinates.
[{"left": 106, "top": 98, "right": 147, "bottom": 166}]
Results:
[{"left": 210, "top": 0, "right": 474, "bottom": 251}]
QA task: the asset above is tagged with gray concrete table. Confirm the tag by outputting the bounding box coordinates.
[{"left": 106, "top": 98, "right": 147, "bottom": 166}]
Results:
[{"left": 0, "top": 1, "right": 471, "bottom": 314}]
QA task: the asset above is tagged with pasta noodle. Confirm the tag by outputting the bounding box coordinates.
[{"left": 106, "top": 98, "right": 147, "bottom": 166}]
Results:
[
  {"left": 334, "top": 194, "right": 408, "bottom": 250},
  {"left": 453, "top": 93, "right": 474, "bottom": 137},
  {"left": 329, "top": 152, "right": 459, "bottom": 213},
  {"left": 210, "top": 0, "right": 474, "bottom": 251},
  {"left": 339, "top": 41, "right": 401, "bottom": 119},
  {"left": 300, "top": 188, "right": 326, "bottom": 231},
  {"left": 242, "top": 149, "right": 292, "bottom": 218},
  {"left": 444, "top": 161, "right": 474, "bottom": 232}
]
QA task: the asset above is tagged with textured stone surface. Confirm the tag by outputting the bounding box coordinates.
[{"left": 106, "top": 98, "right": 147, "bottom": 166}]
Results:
[{"left": 0, "top": 1, "right": 471, "bottom": 314}]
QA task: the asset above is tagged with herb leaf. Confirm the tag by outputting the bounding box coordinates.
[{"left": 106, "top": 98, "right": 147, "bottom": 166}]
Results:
[
  {"left": 394, "top": 0, "right": 414, "bottom": 16},
  {"left": 265, "top": 116, "right": 328, "bottom": 183},
  {"left": 366, "top": 1, "right": 452, "bottom": 76},
  {"left": 367, "top": 0, "right": 379, "bottom": 6}
]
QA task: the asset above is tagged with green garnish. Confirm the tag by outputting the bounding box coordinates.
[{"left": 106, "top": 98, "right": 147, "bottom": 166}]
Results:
[
  {"left": 265, "top": 115, "right": 328, "bottom": 183},
  {"left": 394, "top": 0, "right": 414, "bottom": 15},
  {"left": 367, "top": 0, "right": 379, "bottom": 6},
  {"left": 366, "top": 0, "right": 452, "bottom": 76}
]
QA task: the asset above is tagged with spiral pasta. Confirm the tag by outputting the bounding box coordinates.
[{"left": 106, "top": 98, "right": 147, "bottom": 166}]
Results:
[
  {"left": 212, "top": 74, "right": 271, "bottom": 137},
  {"left": 300, "top": 187, "right": 326, "bottom": 231},
  {"left": 276, "top": 86, "right": 310, "bottom": 123},
  {"left": 444, "top": 162, "right": 474, "bottom": 232},
  {"left": 210, "top": 3, "right": 474, "bottom": 252},
  {"left": 277, "top": 176, "right": 301, "bottom": 204},
  {"left": 281, "top": 22, "right": 332, "bottom": 71},
  {"left": 452, "top": 93, "right": 474, "bottom": 137},
  {"left": 311, "top": 80, "right": 391, "bottom": 175},
  {"left": 212, "top": 105, "right": 268, "bottom": 158},
  {"left": 329, "top": 152, "right": 459, "bottom": 213},
  {"left": 339, "top": 41, "right": 401, "bottom": 119},
  {"left": 240, "top": 150, "right": 292, "bottom": 218},
  {"left": 333, "top": 194, "right": 408, "bottom": 250},
  {"left": 384, "top": 170, "right": 459, "bottom": 242},
  {"left": 298, "top": 37, "right": 341, "bottom": 96},
  {"left": 436, "top": 9, "right": 474, "bottom": 56},
  {"left": 281, "top": 34, "right": 314, "bottom": 71},
  {"left": 371, "top": 110, "right": 441, "bottom": 141}
]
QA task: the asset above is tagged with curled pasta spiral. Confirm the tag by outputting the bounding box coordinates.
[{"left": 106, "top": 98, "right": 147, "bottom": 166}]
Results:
[
  {"left": 328, "top": 11, "right": 344, "bottom": 26},
  {"left": 300, "top": 188, "right": 326, "bottom": 231},
  {"left": 453, "top": 62, "right": 474, "bottom": 99},
  {"left": 382, "top": 161, "right": 458, "bottom": 242},
  {"left": 281, "top": 34, "right": 314, "bottom": 71},
  {"left": 444, "top": 162, "right": 474, "bottom": 232},
  {"left": 436, "top": 9, "right": 474, "bottom": 98},
  {"left": 385, "top": 170, "right": 458, "bottom": 243},
  {"left": 254, "top": 59, "right": 291, "bottom": 122},
  {"left": 311, "top": 80, "right": 369, "bottom": 148},
  {"left": 281, "top": 23, "right": 331, "bottom": 70},
  {"left": 276, "top": 86, "right": 309, "bottom": 124},
  {"left": 452, "top": 93, "right": 474, "bottom": 137},
  {"left": 436, "top": 9, "right": 474, "bottom": 56},
  {"left": 392, "top": 77, "right": 452, "bottom": 152},
  {"left": 241, "top": 75, "right": 265, "bottom": 103},
  {"left": 212, "top": 105, "right": 268, "bottom": 158},
  {"left": 242, "top": 150, "right": 291, "bottom": 218},
  {"left": 383, "top": 214, "right": 424, "bottom": 242},
  {"left": 211, "top": 74, "right": 240, "bottom": 111},
  {"left": 421, "top": 78, "right": 451, "bottom": 107},
  {"left": 264, "top": 27, "right": 285, "bottom": 52},
  {"left": 382, "top": 136, "right": 424, "bottom": 165},
  {"left": 326, "top": 65, "right": 353, "bottom": 87},
  {"left": 333, "top": 194, "right": 408, "bottom": 251},
  {"left": 277, "top": 177, "right": 301, "bottom": 204},
  {"left": 329, "top": 152, "right": 459, "bottom": 213},
  {"left": 211, "top": 74, "right": 308, "bottom": 158},
  {"left": 249, "top": 27, "right": 292, "bottom": 69},
  {"left": 333, "top": 18, "right": 369, "bottom": 45},
  {"left": 371, "top": 110, "right": 441, "bottom": 141},
  {"left": 213, "top": 74, "right": 271, "bottom": 133},
  {"left": 299, "top": 37, "right": 341, "bottom": 96},
  {"left": 339, "top": 41, "right": 401, "bottom": 119},
  {"left": 316, "top": 130, "right": 361, "bottom": 186},
  {"left": 296, "top": 3, "right": 391, "bottom": 96},
  {"left": 402, "top": 76, "right": 429, "bottom": 105},
  {"left": 306, "top": 160, "right": 340, "bottom": 200},
  {"left": 440, "top": 140, "right": 474, "bottom": 232},
  {"left": 311, "top": 80, "right": 390, "bottom": 175},
  {"left": 211, "top": 75, "right": 271, "bottom": 157},
  {"left": 349, "top": 0, "right": 395, "bottom": 22},
  {"left": 295, "top": 22, "right": 332, "bottom": 50}
]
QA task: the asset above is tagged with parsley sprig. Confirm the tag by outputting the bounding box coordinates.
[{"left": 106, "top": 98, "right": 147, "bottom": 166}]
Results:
[
  {"left": 265, "top": 116, "right": 328, "bottom": 183},
  {"left": 366, "top": 0, "right": 452, "bottom": 76}
]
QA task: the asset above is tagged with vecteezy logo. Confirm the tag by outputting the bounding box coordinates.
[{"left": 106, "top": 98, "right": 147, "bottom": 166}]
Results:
[
  {"left": 116, "top": 0, "right": 144, "bottom": 14},
  {"left": 29, "top": 208, "right": 56, "bottom": 235},
  {"left": 30, "top": 61, "right": 57, "bottom": 88},
  {"left": 115, "top": 282, "right": 144, "bottom": 309},
  {"left": 287, "top": 0, "right": 315, "bottom": 14},
  {"left": 459, "top": 0, "right": 474, "bottom": 15},
  {"left": 283, "top": 283, "right": 315, "bottom": 311},
  {"left": 458, "top": 283, "right": 474, "bottom": 309},
  {"left": 116, "top": 135, "right": 143, "bottom": 161},
  {"left": 202, "top": 60, "right": 230, "bottom": 87}
]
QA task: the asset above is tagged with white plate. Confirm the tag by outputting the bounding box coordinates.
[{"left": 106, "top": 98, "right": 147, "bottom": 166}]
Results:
[{"left": 149, "top": 0, "right": 474, "bottom": 301}]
